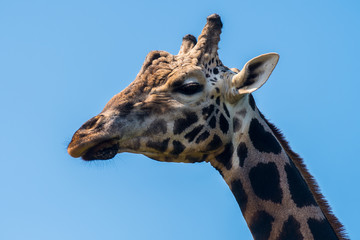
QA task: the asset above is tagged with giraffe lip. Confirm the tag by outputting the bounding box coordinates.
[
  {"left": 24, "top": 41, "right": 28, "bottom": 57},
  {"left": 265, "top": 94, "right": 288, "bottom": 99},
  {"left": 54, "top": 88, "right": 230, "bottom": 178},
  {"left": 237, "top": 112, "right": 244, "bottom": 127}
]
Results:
[{"left": 81, "top": 139, "right": 119, "bottom": 161}]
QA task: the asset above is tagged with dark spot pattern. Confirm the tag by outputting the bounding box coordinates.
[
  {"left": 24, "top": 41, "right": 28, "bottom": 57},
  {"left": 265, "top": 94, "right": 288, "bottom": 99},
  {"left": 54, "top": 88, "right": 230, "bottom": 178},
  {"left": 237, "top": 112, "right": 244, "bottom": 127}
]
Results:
[
  {"left": 223, "top": 103, "right": 230, "bottom": 118},
  {"left": 278, "top": 216, "right": 303, "bottom": 240},
  {"left": 146, "top": 138, "right": 170, "bottom": 152},
  {"left": 249, "top": 162, "right": 283, "bottom": 203},
  {"left": 171, "top": 140, "right": 185, "bottom": 155},
  {"left": 146, "top": 119, "right": 167, "bottom": 135},
  {"left": 249, "top": 118, "right": 281, "bottom": 154},
  {"left": 213, "top": 67, "right": 219, "bottom": 74},
  {"left": 249, "top": 94, "right": 256, "bottom": 111},
  {"left": 195, "top": 131, "right": 210, "bottom": 143},
  {"left": 237, "top": 142, "right": 248, "bottom": 167},
  {"left": 135, "top": 109, "right": 151, "bottom": 122},
  {"left": 206, "top": 134, "right": 222, "bottom": 151},
  {"left": 209, "top": 116, "right": 216, "bottom": 128},
  {"left": 202, "top": 104, "right": 215, "bottom": 120},
  {"left": 215, "top": 143, "right": 233, "bottom": 170},
  {"left": 173, "top": 111, "right": 198, "bottom": 134},
  {"left": 216, "top": 96, "right": 220, "bottom": 105},
  {"left": 237, "top": 109, "right": 247, "bottom": 117},
  {"left": 285, "top": 161, "right": 317, "bottom": 208},
  {"left": 233, "top": 118, "right": 241, "bottom": 132},
  {"left": 307, "top": 218, "right": 338, "bottom": 240},
  {"left": 201, "top": 154, "right": 208, "bottom": 161},
  {"left": 231, "top": 180, "right": 248, "bottom": 214},
  {"left": 184, "top": 125, "right": 204, "bottom": 142},
  {"left": 117, "top": 102, "right": 134, "bottom": 117},
  {"left": 249, "top": 210, "right": 274, "bottom": 240},
  {"left": 219, "top": 114, "right": 229, "bottom": 134}
]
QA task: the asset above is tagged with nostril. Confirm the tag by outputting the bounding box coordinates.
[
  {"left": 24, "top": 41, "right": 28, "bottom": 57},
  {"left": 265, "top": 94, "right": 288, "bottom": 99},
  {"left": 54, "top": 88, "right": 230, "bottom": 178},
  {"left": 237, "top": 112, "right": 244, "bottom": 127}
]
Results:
[{"left": 81, "top": 115, "right": 102, "bottom": 130}]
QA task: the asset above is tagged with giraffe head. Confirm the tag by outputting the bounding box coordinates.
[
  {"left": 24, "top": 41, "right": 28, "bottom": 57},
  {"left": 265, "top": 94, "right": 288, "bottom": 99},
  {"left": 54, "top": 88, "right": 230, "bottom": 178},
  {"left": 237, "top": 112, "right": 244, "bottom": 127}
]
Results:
[{"left": 67, "top": 14, "right": 279, "bottom": 164}]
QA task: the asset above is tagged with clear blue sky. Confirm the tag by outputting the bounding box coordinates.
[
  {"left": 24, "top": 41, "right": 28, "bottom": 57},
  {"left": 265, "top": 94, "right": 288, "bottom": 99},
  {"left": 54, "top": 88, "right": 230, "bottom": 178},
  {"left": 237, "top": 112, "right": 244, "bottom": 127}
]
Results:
[{"left": 1, "top": 1, "right": 359, "bottom": 239}]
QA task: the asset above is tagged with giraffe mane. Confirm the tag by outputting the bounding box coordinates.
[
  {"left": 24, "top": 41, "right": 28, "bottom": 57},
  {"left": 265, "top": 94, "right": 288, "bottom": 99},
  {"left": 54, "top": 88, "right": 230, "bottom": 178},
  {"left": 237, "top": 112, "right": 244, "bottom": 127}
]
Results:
[{"left": 258, "top": 111, "right": 349, "bottom": 240}]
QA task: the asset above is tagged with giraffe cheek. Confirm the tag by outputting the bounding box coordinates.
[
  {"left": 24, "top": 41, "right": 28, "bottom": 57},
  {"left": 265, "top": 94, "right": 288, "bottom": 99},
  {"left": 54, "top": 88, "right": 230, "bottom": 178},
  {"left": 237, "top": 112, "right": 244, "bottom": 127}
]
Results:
[
  {"left": 145, "top": 138, "right": 171, "bottom": 153},
  {"left": 144, "top": 119, "right": 168, "bottom": 135},
  {"left": 170, "top": 140, "right": 186, "bottom": 155},
  {"left": 173, "top": 111, "right": 199, "bottom": 135}
]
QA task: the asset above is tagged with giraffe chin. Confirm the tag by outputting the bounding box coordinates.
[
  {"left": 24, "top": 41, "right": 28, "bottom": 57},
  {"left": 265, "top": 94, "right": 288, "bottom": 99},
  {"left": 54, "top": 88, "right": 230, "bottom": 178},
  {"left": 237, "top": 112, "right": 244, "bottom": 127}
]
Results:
[{"left": 81, "top": 140, "right": 119, "bottom": 161}]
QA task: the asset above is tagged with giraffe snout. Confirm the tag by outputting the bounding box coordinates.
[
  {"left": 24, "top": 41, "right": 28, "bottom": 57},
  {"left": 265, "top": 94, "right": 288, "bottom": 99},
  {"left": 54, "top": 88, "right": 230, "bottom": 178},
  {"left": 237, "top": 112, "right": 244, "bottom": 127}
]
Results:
[
  {"left": 67, "top": 114, "right": 110, "bottom": 158},
  {"left": 79, "top": 115, "right": 104, "bottom": 131}
]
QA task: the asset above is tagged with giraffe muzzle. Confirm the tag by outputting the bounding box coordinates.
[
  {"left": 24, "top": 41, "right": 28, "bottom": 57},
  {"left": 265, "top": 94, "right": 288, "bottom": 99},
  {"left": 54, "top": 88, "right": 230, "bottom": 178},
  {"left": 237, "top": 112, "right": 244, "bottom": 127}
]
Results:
[
  {"left": 81, "top": 139, "right": 119, "bottom": 161},
  {"left": 68, "top": 130, "right": 120, "bottom": 160}
]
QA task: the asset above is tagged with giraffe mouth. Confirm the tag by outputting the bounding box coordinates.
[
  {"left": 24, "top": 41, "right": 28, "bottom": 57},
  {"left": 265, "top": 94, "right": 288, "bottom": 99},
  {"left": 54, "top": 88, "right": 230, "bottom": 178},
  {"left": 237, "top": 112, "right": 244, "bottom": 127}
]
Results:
[{"left": 81, "top": 139, "right": 120, "bottom": 161}]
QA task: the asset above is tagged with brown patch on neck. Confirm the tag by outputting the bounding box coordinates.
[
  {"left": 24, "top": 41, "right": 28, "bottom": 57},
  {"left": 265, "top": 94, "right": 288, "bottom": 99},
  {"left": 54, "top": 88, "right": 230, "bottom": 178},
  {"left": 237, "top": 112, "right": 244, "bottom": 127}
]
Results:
[{"left": 258, "top": 111, "right": 348, "bottom": 240}]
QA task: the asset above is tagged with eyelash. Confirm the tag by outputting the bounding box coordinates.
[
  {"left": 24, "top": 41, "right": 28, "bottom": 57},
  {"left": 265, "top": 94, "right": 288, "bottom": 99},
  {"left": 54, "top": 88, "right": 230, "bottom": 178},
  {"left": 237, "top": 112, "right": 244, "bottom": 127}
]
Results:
[{"left": 174, "top": 83, "right": 204, "bottom": 95}]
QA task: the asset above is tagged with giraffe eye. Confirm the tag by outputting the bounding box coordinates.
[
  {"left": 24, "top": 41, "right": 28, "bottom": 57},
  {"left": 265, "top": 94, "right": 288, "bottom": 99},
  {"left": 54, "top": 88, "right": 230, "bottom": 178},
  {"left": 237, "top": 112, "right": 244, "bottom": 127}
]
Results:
[{"left": 173, "top": 82, "right": 204, "bottom": 95}]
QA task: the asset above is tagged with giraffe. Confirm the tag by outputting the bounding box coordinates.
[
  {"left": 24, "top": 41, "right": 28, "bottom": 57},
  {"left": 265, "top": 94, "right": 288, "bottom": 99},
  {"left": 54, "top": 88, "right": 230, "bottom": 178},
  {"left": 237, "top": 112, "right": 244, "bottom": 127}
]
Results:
[{"left": 67, "top": 14, "right": 347, "bottom": 240}]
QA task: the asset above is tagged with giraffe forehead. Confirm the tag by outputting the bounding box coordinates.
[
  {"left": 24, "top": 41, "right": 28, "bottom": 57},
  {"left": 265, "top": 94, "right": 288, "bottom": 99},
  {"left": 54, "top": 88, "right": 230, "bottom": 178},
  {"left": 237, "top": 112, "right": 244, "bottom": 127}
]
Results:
[
  {"left": 140, "top": 49, "right": 229, "bottom": 84},
  {"left": 103, "top": 49, "right": 233, "bottom": 113},
  {"left": 136, "top": 53, "right": 201, "bottom": 89}
]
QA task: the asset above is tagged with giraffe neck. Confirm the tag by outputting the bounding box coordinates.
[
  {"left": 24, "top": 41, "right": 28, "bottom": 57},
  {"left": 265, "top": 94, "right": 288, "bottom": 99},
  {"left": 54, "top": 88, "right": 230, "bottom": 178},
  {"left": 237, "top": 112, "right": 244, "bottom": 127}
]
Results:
[{"left": 209, "top": 96, "right": 341, "bottom": 240}]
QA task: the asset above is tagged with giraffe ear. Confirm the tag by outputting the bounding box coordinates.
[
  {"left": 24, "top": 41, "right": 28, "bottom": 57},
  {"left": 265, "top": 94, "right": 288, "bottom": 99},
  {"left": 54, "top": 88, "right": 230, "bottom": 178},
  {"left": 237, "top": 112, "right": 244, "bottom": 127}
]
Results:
[{"left": 231, "top": 53, "right": 279, "bottom": 95}]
